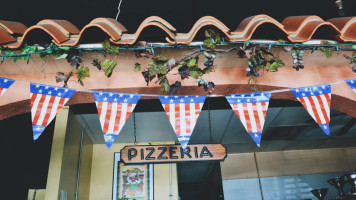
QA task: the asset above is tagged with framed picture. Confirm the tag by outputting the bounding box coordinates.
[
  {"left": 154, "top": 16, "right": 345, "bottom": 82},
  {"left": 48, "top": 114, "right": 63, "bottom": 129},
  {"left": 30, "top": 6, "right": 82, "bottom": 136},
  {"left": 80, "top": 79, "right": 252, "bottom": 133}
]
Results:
[{"left": 113, "top": 153, "right": 154, "bottom": 200}]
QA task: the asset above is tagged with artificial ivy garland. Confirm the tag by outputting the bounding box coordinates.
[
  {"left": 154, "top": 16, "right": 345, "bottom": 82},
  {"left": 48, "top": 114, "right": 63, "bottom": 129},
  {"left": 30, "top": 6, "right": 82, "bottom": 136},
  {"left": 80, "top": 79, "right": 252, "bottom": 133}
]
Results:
[{"left": 1, "top": 30, "right": 356, "bottom": 95}]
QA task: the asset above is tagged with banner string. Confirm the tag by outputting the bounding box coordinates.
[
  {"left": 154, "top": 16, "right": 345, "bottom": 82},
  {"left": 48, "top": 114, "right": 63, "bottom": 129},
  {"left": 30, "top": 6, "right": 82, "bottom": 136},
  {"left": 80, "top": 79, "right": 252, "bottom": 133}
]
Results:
[{"left": 9, "top": 78, "right": 353, "bottom": 97}]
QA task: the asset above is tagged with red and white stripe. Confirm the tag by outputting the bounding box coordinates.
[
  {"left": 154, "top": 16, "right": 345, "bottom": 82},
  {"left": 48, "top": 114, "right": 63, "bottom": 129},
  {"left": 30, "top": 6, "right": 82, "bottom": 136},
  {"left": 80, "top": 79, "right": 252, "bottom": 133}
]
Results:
[
  {"left": 297, "top": 94, "right": 331, "bottom": 125},
  {"left": 231, "top": 102, "right": 269, "bottom": 133},
  {"left": 0, "top": 88, "right": 7, "bottom": 96},
  {"left": 31, "top": 93, "right": 68, "bottom": 127},
  {"left": 164, "top": 102, "right": 204, "bottom": 136},
  {"left": 96, "top": 101, "right": 136, "bottom": 135}
]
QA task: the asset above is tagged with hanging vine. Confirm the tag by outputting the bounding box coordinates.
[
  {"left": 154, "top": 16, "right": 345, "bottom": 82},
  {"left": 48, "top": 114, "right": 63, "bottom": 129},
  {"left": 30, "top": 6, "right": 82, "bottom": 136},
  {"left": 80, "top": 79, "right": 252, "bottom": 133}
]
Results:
[{"left": 1, "top": 29, "right": 356, "bottom": 92}]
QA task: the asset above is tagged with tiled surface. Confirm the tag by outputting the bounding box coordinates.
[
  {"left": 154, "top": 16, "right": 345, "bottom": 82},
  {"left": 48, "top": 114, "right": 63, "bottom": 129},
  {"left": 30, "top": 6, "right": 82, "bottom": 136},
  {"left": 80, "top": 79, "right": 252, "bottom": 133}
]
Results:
[{"left": 1, "top": 15, "right": 356, "bottom": 48}]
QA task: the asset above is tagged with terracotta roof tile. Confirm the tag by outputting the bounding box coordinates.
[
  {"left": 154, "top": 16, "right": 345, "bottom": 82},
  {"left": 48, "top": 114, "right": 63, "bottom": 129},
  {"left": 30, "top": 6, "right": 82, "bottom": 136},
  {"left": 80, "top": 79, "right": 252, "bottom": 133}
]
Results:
[
  {"left": 166, "top": 16, "right": 230, "bottom": 44},
  {"left": 327, "top": 17, "right": 356, "bottom": 42},
  {"left": 1, "top": 15, "right": 356, "bottom": 48},
  {"left": 0, "top": 20, "right": 27, "bottom": 46},
  {"left": 60, "top": 18, "right": 129, "bottom": 46},
  {"left": 281, "top": 16, "right": 340, "bottom": 42},
  {"left": 117, "top": 16, "right": 176, "bottom": 45},
  {"left": 229, "top": 14, "right": 288, "bottom": 42},
  {"left": 0, "top": 20, "right": 27, "bottom": 35}
]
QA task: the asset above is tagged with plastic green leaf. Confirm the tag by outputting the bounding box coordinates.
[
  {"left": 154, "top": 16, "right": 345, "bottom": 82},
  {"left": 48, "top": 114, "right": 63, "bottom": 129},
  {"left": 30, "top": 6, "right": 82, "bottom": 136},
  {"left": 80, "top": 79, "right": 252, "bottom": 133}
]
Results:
[
  {"left": 204, "top": 51, "right": 210, "bottom": 57},
  {"left": 21, "top": 44, "right": 37, "bottom": 54},
  {"left": 135, "top": 63, "right": 141, "bottom": 71},
  {"left": 320, "top": 47, "right": 333, "bottom": 58},
  {"left": 102, "top": 59, "right": 117, "bottom": 77},
  {"left": 101, "top": 39, "right": 119, "bottom": 54},
  {"left": 58, "top": 46, "right": 70, "bottom": 51},
  {"left": 266, "top": 62, "right": 277, "bottom": 72},
  {"left": 190, "top": 70, "right": 203, "bottom": 79},
  {"left": 203, "top": 38, "right": 216, "bottom": 49},
  {"left": 176, "top": 64, "right": 183, "bottom": 69},
  {"left": 187, "top": 59, "right": 196, "bottom": 67},
  {"left": 154, "top": 55, "right": 169, "bottom": 63},
  {"left": 276, "top": 39, "right": 287, "bottom": 44},
  {"left": 75, "top": 66, "right": 90, "bottom": 86},
  {"left": 55, "top": 54, "right": 68, "bottom": 59},
  {"left": 149, "top": 61, "right": 167, "bottom": 75},
  {"left": 5, "top": 50, "right": 22, "bottom": 62},
  {"left": 160, "top": 77, "right": 170, "bottom": 94},
  {"left": 248, "top": 77, "right": 255, "bottom": 84}
]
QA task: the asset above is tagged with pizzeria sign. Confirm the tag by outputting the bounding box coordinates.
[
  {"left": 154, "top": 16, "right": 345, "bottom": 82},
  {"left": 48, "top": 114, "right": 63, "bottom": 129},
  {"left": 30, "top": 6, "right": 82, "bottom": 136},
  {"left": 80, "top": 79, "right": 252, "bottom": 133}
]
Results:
[{"left": 120, "top": 144, "right": 227, "bottom": 164}]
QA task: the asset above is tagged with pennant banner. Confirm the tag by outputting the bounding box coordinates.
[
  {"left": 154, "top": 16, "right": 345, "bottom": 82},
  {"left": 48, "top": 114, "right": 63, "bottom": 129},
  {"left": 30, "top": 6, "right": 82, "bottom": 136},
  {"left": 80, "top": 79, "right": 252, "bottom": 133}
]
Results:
[
  {"left": 93, "top": 91, "right": 141, "bottom": 149},
  {"left": 226, "top": 92, "right": 271, "bottom": 147},
  {"left": 0, "top": 77, "right": 15, "bottom": 96},
  {"left": 291, "top": 84, "right": 331, "bottom": 135},
  {"left": 158, "top": 95, "right": 206, "bottom": 150},
  {"left": 346, "top": 79, "right": 356, "bottom": 93},
  {"left": 31, "top": 83, "right": 76, "bottom": 140}
]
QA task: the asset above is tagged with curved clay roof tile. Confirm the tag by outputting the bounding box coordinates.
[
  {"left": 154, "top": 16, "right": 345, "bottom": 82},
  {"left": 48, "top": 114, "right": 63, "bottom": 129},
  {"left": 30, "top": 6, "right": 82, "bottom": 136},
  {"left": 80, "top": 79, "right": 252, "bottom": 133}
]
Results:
[
  {"left": 37, "top": 19, "right": 80, "bottom": 35},
  {"left": 54, "top": 18, "right": 128, "bottom": 47},
  {"left": 229, "top": 14, "right": 288, "bottom": 42},
  {"left": 281, "top": 16, "right": 341, "bottom": 42},
  {"left": 281, "top": 16, "right": 324, "bottom": 33},
  {"left": 0, "top": 28, "right": 17, "bottom": 45},
  {"left": 0, "top": 20, "right": 27, "bottom": 46},
  {"left": 2, "top": 15, "right": 356, "bottom": 48},
  {"left": 80, "top": 18, "right": 128, "bottom": 43},
  {"left": 116, "top": 16, "right": 176, "bottom": 45},
  {"left": 327, "top": 17, "right": 356, "bottom": 42},
  {"left": 166, "top": 16, "right": 230, "bottom": 44},
  {"left": 0, "top": 20, "right": 27, "bottom": 35}
]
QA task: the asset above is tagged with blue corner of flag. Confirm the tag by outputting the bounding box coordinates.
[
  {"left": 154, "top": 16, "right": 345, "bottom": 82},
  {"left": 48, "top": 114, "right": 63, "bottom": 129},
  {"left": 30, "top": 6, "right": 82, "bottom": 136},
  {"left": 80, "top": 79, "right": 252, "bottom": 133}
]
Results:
[
  {"left": 32, "top": 125, "right": 46, "bottom": 141},
  {"left": 319, "top": 124, "right": 330, "bottom": 136},
  {"left": 249, "top": 132, "right": 262, "bottom": 147},
  {"left": 177, "top": 135, "right": 190, "bottom": 150},
  {"left": 104, "top": 133, "right": 117, "bottom": 149}
]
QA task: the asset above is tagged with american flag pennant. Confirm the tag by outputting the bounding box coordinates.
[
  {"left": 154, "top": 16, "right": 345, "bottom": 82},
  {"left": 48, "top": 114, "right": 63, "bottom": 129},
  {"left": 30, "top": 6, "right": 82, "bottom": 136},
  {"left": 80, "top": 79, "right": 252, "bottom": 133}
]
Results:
[
  {"left": 93, "top": 91, "right": 141, "bottom": 149},
  {"left": 346, "top": 79, "right": 356, "bottom": 93},
  {"left": 158, "top": 95, "right": 206, "bottom": 150},
  {"left": 226, "top": 92, "right": 271, "bottom": 147},
  {"left": 31, "top": 83, "right": 76, "bottom": 141},
  {"left": 291, "top": 84, "right": 331, "bottom": 135},
  {"left": 0, "top": 77, "right": 15, "bottom": 96}
]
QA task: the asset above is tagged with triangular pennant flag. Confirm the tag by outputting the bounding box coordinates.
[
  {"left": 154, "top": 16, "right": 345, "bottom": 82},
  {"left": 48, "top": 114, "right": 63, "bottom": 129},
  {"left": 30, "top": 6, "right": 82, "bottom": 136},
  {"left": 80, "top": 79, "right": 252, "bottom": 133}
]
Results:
[
  {"left": 291, "top": 84, "right": 331, "bottom": 135},
  {"left": 226, "top": 92, "right": 271, "bottom": 147},
  {"left": 30, "top": 83, "right": 76, "bottom": 140},
  {"left": 158, "top": 95, "right": 206, "bottom": 150},
  {"left": 346, "top": 79, "right": 356, "bottom": 93},
  {"left": 93, "top": 91, "right": 141, "bottom": 149},
  {"left": 0, "top": 77, "right": 15, "bottom": 96}
]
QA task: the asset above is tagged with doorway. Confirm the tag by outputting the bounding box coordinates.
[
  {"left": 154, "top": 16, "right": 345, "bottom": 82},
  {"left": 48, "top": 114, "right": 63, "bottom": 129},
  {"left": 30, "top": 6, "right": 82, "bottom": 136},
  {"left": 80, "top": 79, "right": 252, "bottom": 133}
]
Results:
[{"left": 178, "top": 161, "right": 224, "bottom": 200}]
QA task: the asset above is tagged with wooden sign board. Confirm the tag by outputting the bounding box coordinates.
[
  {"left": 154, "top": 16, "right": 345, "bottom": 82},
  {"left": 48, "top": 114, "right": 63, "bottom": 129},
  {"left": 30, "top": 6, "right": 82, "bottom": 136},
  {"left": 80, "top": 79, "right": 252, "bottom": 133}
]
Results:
[{"left": 120, "top": 144, "right": 227, "bottom": 164}]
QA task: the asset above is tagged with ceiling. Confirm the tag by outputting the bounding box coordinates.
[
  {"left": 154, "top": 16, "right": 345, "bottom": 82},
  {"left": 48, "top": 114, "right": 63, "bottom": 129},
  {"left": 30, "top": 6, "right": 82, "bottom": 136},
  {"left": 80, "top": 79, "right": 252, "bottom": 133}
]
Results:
[{"left": 73, "top": 98, "right": 356, "bottom": 154}]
